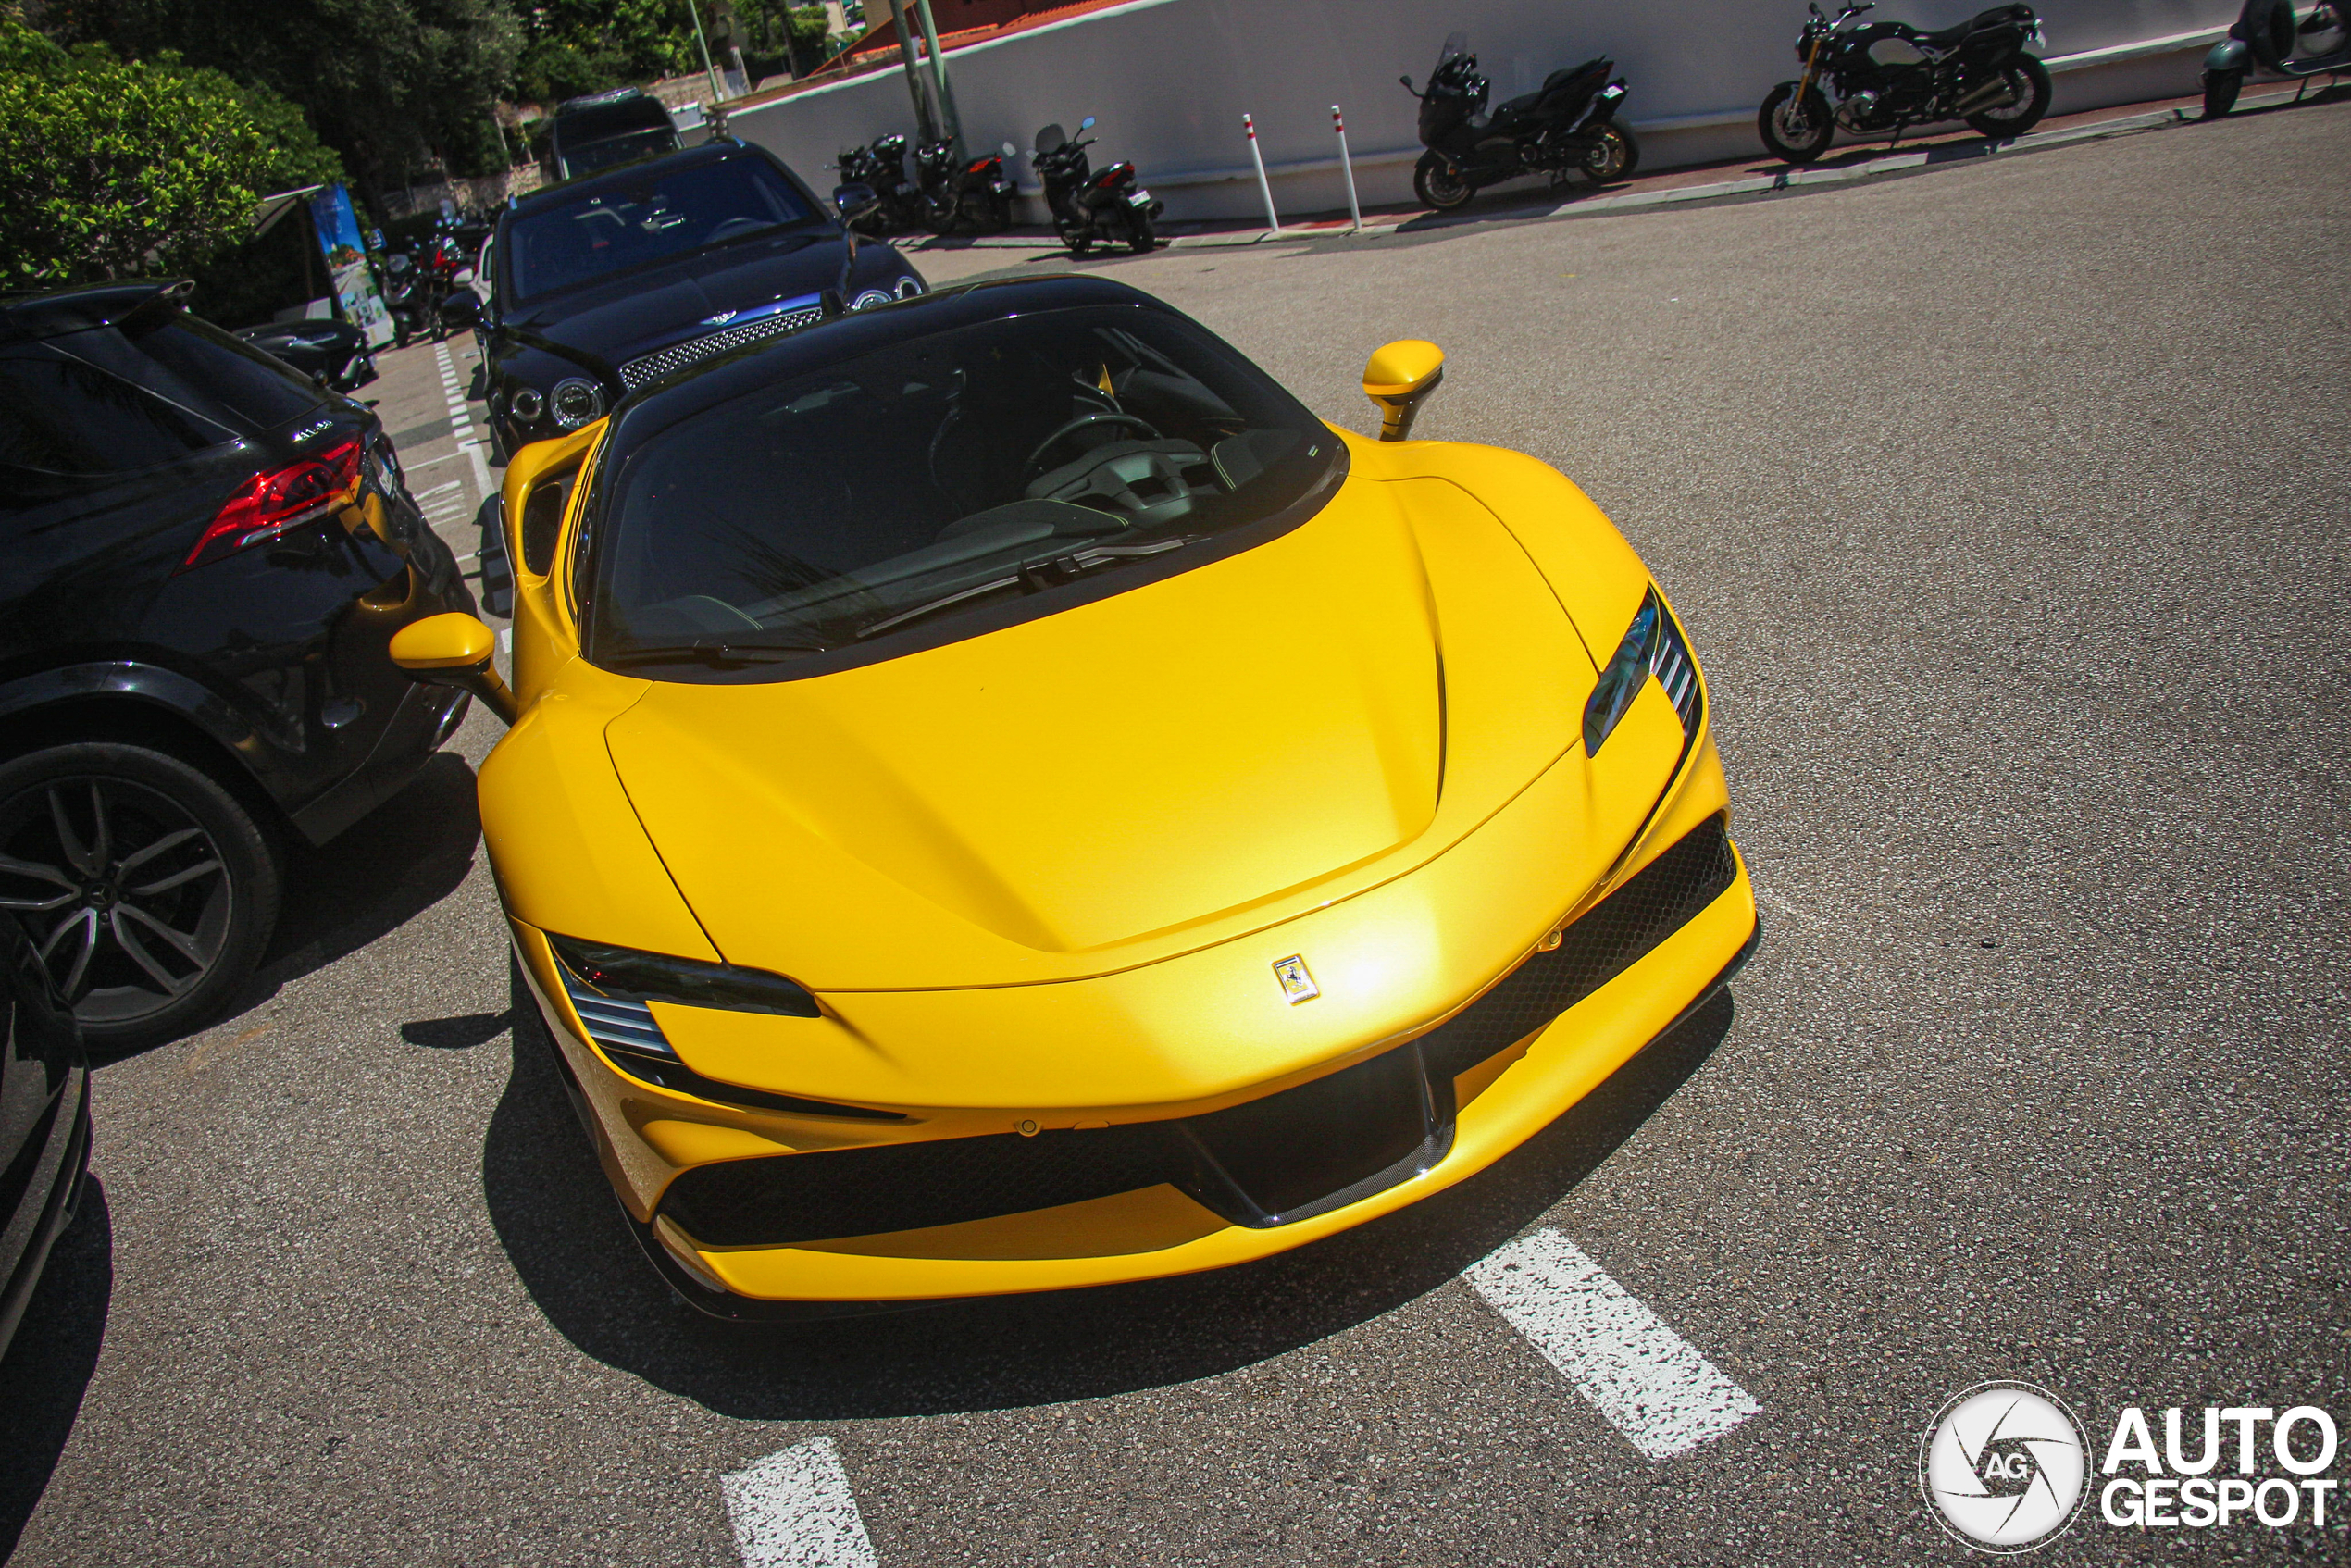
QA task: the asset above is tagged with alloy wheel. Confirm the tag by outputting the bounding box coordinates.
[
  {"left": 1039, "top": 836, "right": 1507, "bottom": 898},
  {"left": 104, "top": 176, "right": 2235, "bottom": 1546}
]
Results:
[{"left": 0, "top": 777, "right": 235, "bottom": 1026}]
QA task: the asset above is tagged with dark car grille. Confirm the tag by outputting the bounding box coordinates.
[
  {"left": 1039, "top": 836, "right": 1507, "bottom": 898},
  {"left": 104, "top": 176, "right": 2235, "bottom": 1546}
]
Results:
[
  {"left": 658, "top": 813, "right": 1739, "bottom": 1251},
  {"left": 618, "top": 305, "right": 826, "bottom": 389},
  {"left": 1416, "top": 812, "right": 1737, "bottom": 1082}
]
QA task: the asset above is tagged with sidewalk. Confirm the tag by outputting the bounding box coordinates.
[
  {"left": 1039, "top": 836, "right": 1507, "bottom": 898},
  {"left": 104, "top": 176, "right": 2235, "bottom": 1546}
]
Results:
[{"left": 905, "top": 81, "right": 2322, "bottom": 256}]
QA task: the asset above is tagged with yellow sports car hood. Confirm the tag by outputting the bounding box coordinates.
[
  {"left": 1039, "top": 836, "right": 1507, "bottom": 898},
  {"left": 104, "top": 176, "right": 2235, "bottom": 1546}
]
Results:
[{"left": 604, "top": 462, "right": 1648, "bottom": 990}]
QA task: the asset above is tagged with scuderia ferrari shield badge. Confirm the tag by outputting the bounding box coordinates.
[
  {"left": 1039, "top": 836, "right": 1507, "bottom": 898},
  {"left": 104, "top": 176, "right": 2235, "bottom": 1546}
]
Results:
[{"left": 1272, "top": 954, "right": 1319, "bottom": 1003}]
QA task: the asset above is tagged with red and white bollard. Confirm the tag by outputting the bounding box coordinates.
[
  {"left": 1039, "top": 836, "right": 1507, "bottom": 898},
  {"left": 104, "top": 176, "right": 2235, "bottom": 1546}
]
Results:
[
  {"left": 1243, "top": 113, "right": 1282, "bottom": 236},
  {"left": 1332, "top": 104, "right": 1362, "bottom": 232}
]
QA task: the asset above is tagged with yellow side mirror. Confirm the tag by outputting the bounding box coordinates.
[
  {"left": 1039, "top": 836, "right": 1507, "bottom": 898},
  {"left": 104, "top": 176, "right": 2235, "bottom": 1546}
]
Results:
[
  {"left": 1362, "top": 339, "right": 1445, "bottom": 442},
  {"left": 390, "top": 612, "right": 517, "bottom": 724}
]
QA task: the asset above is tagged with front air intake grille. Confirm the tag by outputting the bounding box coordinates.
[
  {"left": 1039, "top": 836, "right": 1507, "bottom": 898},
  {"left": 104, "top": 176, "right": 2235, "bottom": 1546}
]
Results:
[
  {"left": 618, "top": 304, "right": 826, "bottom": 389},
  {"left": 552, "top": 954, "right": 905, "bottom": 1122},
  {"left": 657, "top": 816, "right": 1741, "bottom": 1251},
  {"left": 1417, "top": 813, "right": 1738, "bottom": 1084}
]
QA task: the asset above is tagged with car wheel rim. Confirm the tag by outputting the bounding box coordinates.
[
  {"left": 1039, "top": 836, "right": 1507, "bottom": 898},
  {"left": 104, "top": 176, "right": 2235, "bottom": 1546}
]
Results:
[{"left": 0, "top": 778, "right": 234, "bottom": 1025}]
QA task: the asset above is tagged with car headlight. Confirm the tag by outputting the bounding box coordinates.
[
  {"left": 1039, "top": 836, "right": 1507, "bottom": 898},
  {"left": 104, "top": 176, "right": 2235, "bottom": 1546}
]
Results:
[
  {"left": 893, "top": 273, "right": 926, "bottom": 299},
  {"left": 549, "top": 377, "right": 604, "bottom": 430},
  {"left": 508, "top": 385, "right": 544, "bottom": 424},
  {"left": 849, "top": 287, "right": 893, "bottom": 311},
  {"left": 1582, "top": 586, "right": 1702, "bottom": 756},
  {"left": 548, "top": 933, "right": 820, "bottom": 1022}
]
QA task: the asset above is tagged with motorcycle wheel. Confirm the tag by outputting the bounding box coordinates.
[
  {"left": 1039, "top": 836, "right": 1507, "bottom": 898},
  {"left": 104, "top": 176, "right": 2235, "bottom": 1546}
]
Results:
[
  {"left": 1759, "top": 81, "right": 1835, "bottom": 164},
  {"left": 922, "top": 193, "right": 960, "bottom": 237},
  {"left": 1965, "top": 56, "right": 2052, "bottom": 138},
  {"left": 982, "top": 193, "right": 1013, "bottom": 233},
  {"left": 1060, "top": 221, "right": 1092, "bottom": 258},
  {"left": 1580, "top": 122, "right": 1640, "bottom": 183},
  {"left": 2201, "top": 68, "right": 2245, "bottom": 119},
  {"left": 1126, "top": 213, "right": 1156, "bottom": 254},
  {"left": 1412, "top": 151, "right": 1475, "bottom": 211}
]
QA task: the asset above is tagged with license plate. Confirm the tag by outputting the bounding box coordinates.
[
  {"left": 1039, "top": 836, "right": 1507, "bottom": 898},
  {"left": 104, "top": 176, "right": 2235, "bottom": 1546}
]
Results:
[
  {"left": 991, "top": 180, "right": 1014, "bottom": 193},
  {"left": 1127, "top": 189, "right": 1151, "bottom": 205}
]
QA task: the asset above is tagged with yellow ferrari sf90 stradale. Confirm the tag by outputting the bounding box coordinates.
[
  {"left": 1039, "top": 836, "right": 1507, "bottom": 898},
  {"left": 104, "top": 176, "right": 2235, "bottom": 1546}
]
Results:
[{"left": 392, "top": 275, "right": 1757, "bottom": 1317}]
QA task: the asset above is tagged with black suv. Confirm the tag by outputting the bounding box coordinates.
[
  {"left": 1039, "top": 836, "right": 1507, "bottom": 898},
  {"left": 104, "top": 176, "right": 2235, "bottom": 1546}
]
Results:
[
  {"left": 453, "top": 141, "right": 927, "bottom": 458},
  {"left": 0, "top": 280, "right": 475, "bottom": 1049}
]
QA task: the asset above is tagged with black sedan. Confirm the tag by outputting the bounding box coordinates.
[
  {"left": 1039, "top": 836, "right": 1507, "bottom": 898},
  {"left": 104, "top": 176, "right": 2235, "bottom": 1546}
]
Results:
[
  {"left": 0, "top": 280, "right": 476, "bottom": 1049},
  {"left": 447, "top": 141, "right": 927, "bottom": 457}
]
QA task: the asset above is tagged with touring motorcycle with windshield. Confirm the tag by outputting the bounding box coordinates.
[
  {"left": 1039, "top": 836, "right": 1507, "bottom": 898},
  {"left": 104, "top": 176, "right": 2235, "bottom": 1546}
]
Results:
[
  {"left": 1032, "top": 117, "right": 1163, "bottom": 255},
  {"left": 1399, "top": 32, "right": 1636, "bottom": 211},
  {"left": 1760, "top": 2, "right": 2051, "bottom": 164}
]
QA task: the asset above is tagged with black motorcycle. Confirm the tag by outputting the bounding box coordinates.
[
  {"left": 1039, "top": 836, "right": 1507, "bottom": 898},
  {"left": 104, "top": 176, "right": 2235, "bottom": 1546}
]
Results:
[
  {"left": 915, "top": 137, "right": 1021, "bottom": 234},
  {"left": 1032, "top": 117, "right": 1163, "bottom": 255},
  {"left": 1760, "top": 2, "right": 2051, "bottom": 164},
  {"left": 379, "top": 250, "right": 425, "bottom": 346},
  {"left": 831, "top": 141, "right": 919, "bottom": 236},
  {"left": 1399, "top": 32, "right": 1636, "bottom": 211},
  {"left": 234, "top": 318, "right": 377, "bottom": 392}
]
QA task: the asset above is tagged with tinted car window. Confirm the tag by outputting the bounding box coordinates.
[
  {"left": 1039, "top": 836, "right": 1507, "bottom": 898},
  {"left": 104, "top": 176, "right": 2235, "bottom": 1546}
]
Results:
[
  {"left": 586, "top": 304, "right": 1337, "bottom": 667},
  {"left": 507, "top": 158, "right": 817, "bottom": 302},
  {"left": 563, "top": 129, "right": 679, "bottom": 177},
  {"left": 106, "top": 312, "right": 327, "bottom": 431},
  {"left": 0, "top": 339, "right": 227, "bottom": 490}
]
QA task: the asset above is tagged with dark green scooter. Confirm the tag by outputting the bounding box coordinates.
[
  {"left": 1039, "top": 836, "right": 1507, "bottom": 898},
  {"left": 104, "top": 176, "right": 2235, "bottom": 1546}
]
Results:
[{"left": 2202, "top": 0, "right": 2349, "bottom": 118}]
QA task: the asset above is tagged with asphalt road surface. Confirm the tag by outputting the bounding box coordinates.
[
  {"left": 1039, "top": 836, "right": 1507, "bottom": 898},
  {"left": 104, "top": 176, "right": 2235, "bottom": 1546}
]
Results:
[{"left": 4, "top": 94, "right": 2346, "bottom": 1567}]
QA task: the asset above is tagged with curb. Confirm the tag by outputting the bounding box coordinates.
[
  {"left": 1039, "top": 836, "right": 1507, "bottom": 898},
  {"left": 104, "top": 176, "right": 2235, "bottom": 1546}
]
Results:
[
  {"left": 914, "top": 89, "right": 2298, "bottom": 256},
  {"left": 1186, "top": 90, "right": 2305, "bottom": 246}
]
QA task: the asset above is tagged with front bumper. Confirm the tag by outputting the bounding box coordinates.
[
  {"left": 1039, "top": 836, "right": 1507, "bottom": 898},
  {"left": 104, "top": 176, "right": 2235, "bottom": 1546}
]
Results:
[{"left": 515, "top": 739, "right": 1756, "bottom": 1310}]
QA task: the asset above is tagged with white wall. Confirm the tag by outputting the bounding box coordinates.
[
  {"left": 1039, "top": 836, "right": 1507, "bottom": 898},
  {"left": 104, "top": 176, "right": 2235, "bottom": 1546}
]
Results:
[{"left": 728, "top": 0, "right": 2238, "bottom": 225}]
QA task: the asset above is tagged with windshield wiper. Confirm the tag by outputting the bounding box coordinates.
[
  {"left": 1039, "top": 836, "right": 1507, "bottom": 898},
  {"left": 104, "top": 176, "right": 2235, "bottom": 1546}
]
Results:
[
  {"left": 853, "top": 535, "right": 1200, "bottom": 641},
  {"left": 603, "top": 636, "right": 831, "bottom": 669}
]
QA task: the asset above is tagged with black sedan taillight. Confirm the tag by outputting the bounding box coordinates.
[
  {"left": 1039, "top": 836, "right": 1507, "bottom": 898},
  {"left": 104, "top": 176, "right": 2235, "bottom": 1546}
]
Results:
[{"left": 179, "top": 440, "right": 362, "bottom": 572}]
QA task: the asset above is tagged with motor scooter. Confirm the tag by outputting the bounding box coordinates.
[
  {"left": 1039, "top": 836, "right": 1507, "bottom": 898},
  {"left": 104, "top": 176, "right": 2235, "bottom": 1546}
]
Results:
[
  {"left": 915, "top": 138, "right": 1021, "bottom": 234},
  {"left": 2202, "top": 0, "right": 2349, "bottom": 117},
  {"left": 1031, "top": 117, "right": 1163, "bottom": 255},
  {"left": 1400, "top": 31, "right": 1636, "bottom": 208}
]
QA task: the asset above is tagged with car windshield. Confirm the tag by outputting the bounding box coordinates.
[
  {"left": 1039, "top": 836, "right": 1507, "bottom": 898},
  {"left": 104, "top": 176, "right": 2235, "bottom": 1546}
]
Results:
[
  {"left": 507, "top": 158, "right": 816, "bottom": 302},
  {"left": 584, "top": 304, "right": 1337, "bottom": 670}
]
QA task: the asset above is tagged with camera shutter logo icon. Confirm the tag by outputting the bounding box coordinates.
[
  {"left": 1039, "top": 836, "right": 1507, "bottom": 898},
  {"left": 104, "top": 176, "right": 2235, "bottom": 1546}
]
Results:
[{"left": 1920, "top": 1381, "right": 2089, "bottom": 1552}]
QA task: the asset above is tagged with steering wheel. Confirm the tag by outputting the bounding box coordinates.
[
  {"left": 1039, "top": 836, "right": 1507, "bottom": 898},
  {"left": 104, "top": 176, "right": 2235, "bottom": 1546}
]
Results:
[
  {"left": 1021, "top": 413, "right": 1163, "bottom": 480},
  {"left": 706, "top": 217, "right": 769, "bottom": 244}
]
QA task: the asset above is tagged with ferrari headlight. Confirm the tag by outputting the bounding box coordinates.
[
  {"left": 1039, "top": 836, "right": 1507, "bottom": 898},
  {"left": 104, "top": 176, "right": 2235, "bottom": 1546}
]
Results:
[
  {"left": 893, "top": 273, "right": 926, "bottom": 299},
  {"left": 549, "top": 933, "right": 820, "bottom": 1022},
  {"left": 507, "top": 385, "right": 543, "bottom": 425},
  {"left": 549, "top": 377, "right": 604, "bottom": 430},
  {"left": 1583, "top": 586, "right": 1702, "bottom": 755},
  {"left": 849, "top": 287, "right": 893, "bottom": 311}
]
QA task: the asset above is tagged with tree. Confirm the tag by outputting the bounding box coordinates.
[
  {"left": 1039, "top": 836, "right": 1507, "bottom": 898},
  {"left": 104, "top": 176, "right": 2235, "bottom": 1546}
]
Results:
[
  {"left": 34, "top": 0, "right": 522, "bottom": 199},
  {"left": 0, "top": 12, "right": 343, "bottom": 287}
]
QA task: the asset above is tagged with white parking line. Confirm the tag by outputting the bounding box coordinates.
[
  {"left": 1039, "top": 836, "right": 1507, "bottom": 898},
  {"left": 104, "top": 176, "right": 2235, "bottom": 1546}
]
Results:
[
  {"left": 722, "top": 1437, "right": 878, "bottom": 1568},
  {"left": 414, "top": 480, "right": 464, "bottom": 499},
  {"left": 1467, "top": 1228, "right": 1760, "bottom": 1460}
]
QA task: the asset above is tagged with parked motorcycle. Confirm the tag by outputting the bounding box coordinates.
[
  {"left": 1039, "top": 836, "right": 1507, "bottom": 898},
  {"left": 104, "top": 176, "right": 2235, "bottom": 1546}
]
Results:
[
  {"left": 234, "top": 318, "right": 377, "bottom": 392},
  {"left": 830, "top": 136, "right": 928, "bottom": 235},
  {"left": 1399, "top": 32, "right": 1636, "bottom": 210},
  {"left": 1760, "top": 2, "right": 2050, "bottom": 164},
  {"left": 915, "top": 137, "right": 1021, "bottom": 234},
  {"left": 2201, "top": 0, "right": 2350, "bottom": 118},
  {"left": 1032, "top": 117, "right": 1163, "bottom": 255},
  {"left": 380, "top": 251, "right": 426, "bottom": 346}
]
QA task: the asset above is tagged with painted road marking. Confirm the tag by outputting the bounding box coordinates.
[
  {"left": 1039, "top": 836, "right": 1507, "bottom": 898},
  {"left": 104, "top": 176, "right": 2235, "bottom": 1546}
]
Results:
[
  {"left": 1467, "top": 1228, "right": 1760, "bottom": 1460},
  {"left": 722, "top": 1437, "right": 878, "bottom": 1568},
  {"left": 414, "top": 480, "right": 463, "bottom": 499}
]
